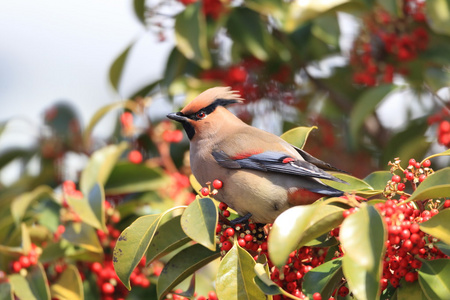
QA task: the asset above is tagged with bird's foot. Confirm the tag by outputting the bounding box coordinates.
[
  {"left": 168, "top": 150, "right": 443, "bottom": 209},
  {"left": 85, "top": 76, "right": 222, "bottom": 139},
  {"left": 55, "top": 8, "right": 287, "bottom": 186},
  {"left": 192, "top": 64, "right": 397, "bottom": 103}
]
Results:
[{"left": 230, "top": 213, "right": 252, "bottom": 226}]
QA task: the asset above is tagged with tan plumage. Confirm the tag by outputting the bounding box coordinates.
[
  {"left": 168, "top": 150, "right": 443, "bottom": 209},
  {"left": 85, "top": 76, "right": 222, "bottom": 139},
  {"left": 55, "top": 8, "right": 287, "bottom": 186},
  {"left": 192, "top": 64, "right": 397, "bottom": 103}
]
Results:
[{"left": 167, "top": 87, "right": 344, "bottom": 223}]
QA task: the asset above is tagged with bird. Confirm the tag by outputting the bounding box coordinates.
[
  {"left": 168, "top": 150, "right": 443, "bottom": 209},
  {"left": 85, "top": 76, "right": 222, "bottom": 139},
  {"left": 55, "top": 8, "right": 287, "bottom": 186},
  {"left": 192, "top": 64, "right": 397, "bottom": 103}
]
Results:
[{"left": 167, "top": 87, "right": 345, "bottom": 224}]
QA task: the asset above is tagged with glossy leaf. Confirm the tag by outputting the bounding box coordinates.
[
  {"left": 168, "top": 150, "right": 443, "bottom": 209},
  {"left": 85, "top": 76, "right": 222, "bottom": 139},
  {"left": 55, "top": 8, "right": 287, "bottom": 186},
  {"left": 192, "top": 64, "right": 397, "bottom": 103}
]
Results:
[
  {"left": 350, "top": 84, "right": 395, "bottom": 147},
  {"left": 157, "top": 244, "right": 220, "bottom": 300},
  {"left": 109, "top": 42, "right": 134, "bottom": 92},
  {"left": 363, "top": 171, "right": 392, "bottom": 191},
  {"left": 418, "top": 258, "right": 450, "bottom": 299},
  {"left": 181, "top": 197, "right": 218, "bottom": 251},
  {"left": 114, "top": 214, "right": 162, "bottom": 289},
  {"left": 146, "top": 215, "right": 191, "bottom": 264},
  {"left": 227, "top": 7, "right": 271, "bottom": 61},
  {"left": 253, "top": 262, "right": 283, "bottom": 296},
  {"left": 0, "top": 281, "right": 13, "bottom": 300},
  {"left": 133, "top": 0, "right": 146, "bottom": 24},
  {"left": 283, "top": 0, "right": 350, "bottom": 31},
  {"left": 50, "top": 264, "right": 84, "bottom": 300},
  {"left": 341, "top": 205, "right": 386, "bottom": 300},
  {"left": 397, "top": 280, "right": 427, "bottom": 300},
  {"left": 67, "top": 182, "right": 106, "bottom": 231},
  {"left": 426, "top": 0, "right": 450, "bottom": 36},
  {"left": 302, "top": 258, "right": 343, "bottom": 298},
  {"left": 79, "top": 142, "right": 128, "bottom": 194},
  {"left": 216, "top": 243, "right": 266, "bottom": 300},
  {"left": 174, "top": 2, "right": 211, "bottom": 68},
  {"left": 9, "top": 263, "right": 50, "bottom": 300},
  {"left": 280, "top": 126, "right": 317, "bottom": 149},
  {"left": 419, "top": 209, "right": 450, "bottom": 245},
  {"left": 409, "top": 167, "right": 450, "bottom": 201},
  {"left": 61, "top": 221, "right": 103, "bottom": 253},
  {"left": 189, "top": 174, "right": 203, "bottom": 195},
  {"left": 11, "top": 185, "right": 54, "bottom": 224},
  {"left": 83, "top": 101, "right": 138, "bottom": 147},
  {"left": 104, "top": 162, "right": 170, "bottom": 195},
  {"left": 434, "top": 241, "right": 450, "bottom": 256},
  {"left": 322, "top": 173, "right": 373, "bottom": 193},
  {"left": 269, "top": 203, "right": 343, "bottom": 267}
]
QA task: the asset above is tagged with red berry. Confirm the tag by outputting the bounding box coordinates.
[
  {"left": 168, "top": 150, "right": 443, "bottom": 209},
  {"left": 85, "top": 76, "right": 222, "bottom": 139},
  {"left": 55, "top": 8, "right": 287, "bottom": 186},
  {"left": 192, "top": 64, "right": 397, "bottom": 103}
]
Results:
[
  {"left": 405, "top": 272, "right": 416, "bottom": 282},
  {"left": 218, "top": 202, "right": 228, "bottom": 211},
  {"left": 120, "top": 112, "right": 133, "bottom": 128},
  {"left": 128, "top": 150, "right": 143, "bottom": 164},
  {"left": 244, "top": 234, "right": 253, "bottom": 242},
  {"left": 212, "top": 179, "right": 223, "bottom": 189},
  {"left": 11, "top": 261, "right": 22, "bottom": 273},
  {"left": 410, "top": 223, "right": 420, "bottom": 233},
  {"left": 223, "top": 210, "right": 230, "bottom": 217},
  {"left": 392, "top": 175, "right": 401, "bottom": 183},
  {"left": 422, "top": 159, "right": 431, "bottom": 167},
  {"left": 313, "top": 292, "right": 322, "bottom": 300},
  {"left": 238, "top": 238, "right": 246, "bottom": 247},
  {"left": 225, "top": 228, "right": 235, "bottom": 237},
  {"left": 400, "top": 229, "right": 411, "bottom": 240},
  {"left": 221, "top": 241, "right": 232, "bottom": 251},
  {"left": 430, "top": 209, "right": 439, "bottom": 216},
  {"left": 397, "top": 183, "right": 406, "bottom": 191},
  {"left": 19, "top": 256, "right": 30, "bottom": 268},
  {"left": 102, "top": 282, "right": 115, "bottom": 295},
  {"left": 440, "top": 120, "right": 450, "bottom": 133},
  {"left": 409, "top": 158, "right": 416, "bottom": 166},
  {"left": 338, "top": 286, "right": 349, "bottom": 297},
  {"left": 418, "top": 174, "right": 426, "bottom": 182},
  {"left": 406, "top": 172, "right": 414, "bottom": 181},
  {"left": 200, "top": 187, "right": 209, "bottom": 196},
  {"left": 444, "top": 200, "right": 450, "bottom": 208},
  {"left": 91, "top": 262, "right": 102, "bottom": 273}
]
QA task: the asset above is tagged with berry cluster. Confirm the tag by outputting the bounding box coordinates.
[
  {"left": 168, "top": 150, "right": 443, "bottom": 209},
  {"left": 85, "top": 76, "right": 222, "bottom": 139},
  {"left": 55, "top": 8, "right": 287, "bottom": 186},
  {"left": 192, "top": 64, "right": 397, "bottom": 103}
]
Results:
[
  {"left": 384, "top": 158, "right": 433, "bottom": 199},
  {"left": 437, "top": 120, "right": 450, "bottom": 148},
  {"left": 9, "top": 244, "right": 40, "bottom": 275},
  {"left": 374, "top": 200, "right": 449, "bottom": 289},
  {"left": 178, "top": 0, "right": 229, "bottom": 20},
  {"left": 350, "top": 1, "right": 429, "bottom": 86}
]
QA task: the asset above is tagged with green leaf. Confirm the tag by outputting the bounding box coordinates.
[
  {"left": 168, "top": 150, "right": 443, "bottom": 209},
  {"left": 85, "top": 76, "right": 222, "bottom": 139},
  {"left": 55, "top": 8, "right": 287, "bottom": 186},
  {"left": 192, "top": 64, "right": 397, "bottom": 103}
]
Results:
[
  {"left": 253, "top": 262, "right": 283, "bottom": 296},
  {"left": 83, "top": 100, "right": 138, "bottom": 148},
  {"left": 426, "top": 0, "right": 450, "bottom": 36},
  {"left": 283, "top": 0, "right": 351, "bottom": 32},
  {"left": 189, "top": 174, "right": 203, "bottom": 195},
  {"left": 146, "top": 215, "right": 191, "bottom": 264},
  {"left": 424, "top": 67, "right": 450, "bottom": 92},
  {"left": 113, "top": 214, "right": 162, "bottom": 289},
  {"left": 409, "top": 167, "right": 450, "bottom": 201},
  {"left": 79, "top": 142, "right": 128, "bottom": 194},
  {"left": 11, "top": 186, "right": 54, "bottom": 224},
  {"left": 397, "top": 279, "right": 427, "bottom": 300},
  {"left": 418, "top": 258, "right": 450, "bottom": 299},
  {"left": 174, "top": 2, "right": 211, "bottom": 68},
  {"left": 419, "top": 209, "right": 450, "bottom": 245},
  {"left": 363, "top": 171, "right": 392, "bottom": 191},
  {"left": 269, "top": 203, "right": 344, "bottom": 268},
  {"left": 280, "top": 126, "right": 317, "bottom": 149},
  {"left": 434, "top": 241, "right": 450, "bottom": 256},
  {"left": 109, "top": 42, "right": 134, "bottom": 92},
  {"left": 227, "top": 7, "right": 271, "bottom": 61},
  {"left": 157, "top": 244, "right": 220, "bottom": 300},
  {"left": 312, "top": 14, "right": 340, "bottom": 47},
  {"left": 9, "top": 263, "right": 50, "bottom": 300},
  {"left": 0, "top": 223, "right": 31, "bottom": 256},
  {"left": 62, "top": 221, "right": 103, "bottom": 253},
  {"left": 50, "top": 264, "right": 84, "bottom": 300},
  {"left": 341, "top": 204, "right": 386, "bottom": 300},
  {"left": 0, "top": 281, "right": 13, "bottom": 300},
  {"left": 67, "top": 182, "right": 106, "bottom": 231},
  {"left": 216, "top": 243, "right": 266, "bottom": 300},
  {"left": 104, "top": 162, "right": 170, "bottom": 195},
  {"left": 302, "top": 258, "right": 343, "bottom": 298},
  {"left": 133, "top": 0, "right": 146, "bottom": 24},
  {"left": 181, "top": 197, "right": 218, "bottom": 251},
  {"left": 322, "top": 173, "right": 374, "bottom": 193},
  {"left": 350, "top": 85, "right": 396, "bottom": 148},
  {"left": 423, "top": 148, "right": 450, "bottom": 161}
]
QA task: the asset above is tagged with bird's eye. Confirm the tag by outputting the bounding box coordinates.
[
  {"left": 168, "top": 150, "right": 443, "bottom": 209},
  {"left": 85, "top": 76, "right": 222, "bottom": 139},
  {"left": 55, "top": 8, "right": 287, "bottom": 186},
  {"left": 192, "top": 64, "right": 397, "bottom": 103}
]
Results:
[{"left": 196, "top": 111, "right": 207, "bottom": 119}]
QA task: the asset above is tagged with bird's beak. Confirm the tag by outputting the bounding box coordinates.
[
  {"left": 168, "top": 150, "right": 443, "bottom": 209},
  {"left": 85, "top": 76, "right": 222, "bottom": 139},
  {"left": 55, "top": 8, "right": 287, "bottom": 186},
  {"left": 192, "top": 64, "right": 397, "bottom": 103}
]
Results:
[{"left": 167, "top": 112, "right": 188, "bottom": 123}]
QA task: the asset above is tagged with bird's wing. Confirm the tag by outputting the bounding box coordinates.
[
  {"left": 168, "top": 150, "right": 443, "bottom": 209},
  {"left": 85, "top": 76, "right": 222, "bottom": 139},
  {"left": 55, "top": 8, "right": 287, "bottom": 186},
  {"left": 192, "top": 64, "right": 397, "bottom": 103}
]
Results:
[
  {"left": 292, "top": 146, "right": 348, "bottom": 173},
  {"left": 212, "top": 150, "right": 346, "bottom": 183}
]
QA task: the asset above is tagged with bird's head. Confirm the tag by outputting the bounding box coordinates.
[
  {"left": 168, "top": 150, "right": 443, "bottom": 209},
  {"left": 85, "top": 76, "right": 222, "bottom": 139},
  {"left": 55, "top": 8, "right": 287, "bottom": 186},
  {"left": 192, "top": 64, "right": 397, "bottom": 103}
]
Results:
[{"left": 167, "top": 87, "right": 243, "bottom": 140}]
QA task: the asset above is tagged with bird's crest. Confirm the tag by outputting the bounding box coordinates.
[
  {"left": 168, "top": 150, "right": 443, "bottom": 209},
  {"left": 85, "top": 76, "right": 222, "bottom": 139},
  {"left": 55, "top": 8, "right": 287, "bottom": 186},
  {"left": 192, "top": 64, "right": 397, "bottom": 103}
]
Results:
[{"left": 181, "top": 87, "right": 243, "bottom": 115}]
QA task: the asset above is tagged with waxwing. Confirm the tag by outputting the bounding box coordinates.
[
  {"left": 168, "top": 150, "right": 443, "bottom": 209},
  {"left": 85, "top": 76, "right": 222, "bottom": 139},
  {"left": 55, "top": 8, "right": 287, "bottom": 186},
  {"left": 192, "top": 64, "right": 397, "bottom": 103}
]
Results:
[{"left": 167, "top": 87, "right": 345, "bottom": 223}]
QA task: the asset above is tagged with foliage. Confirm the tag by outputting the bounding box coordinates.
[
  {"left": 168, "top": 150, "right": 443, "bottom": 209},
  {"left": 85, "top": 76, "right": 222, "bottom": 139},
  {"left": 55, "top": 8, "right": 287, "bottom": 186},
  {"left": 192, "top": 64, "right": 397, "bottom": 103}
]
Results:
[{"left": 1, "top": 0, "right": 450, "bottom": 299}]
